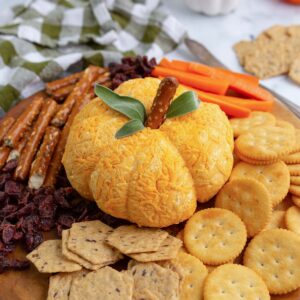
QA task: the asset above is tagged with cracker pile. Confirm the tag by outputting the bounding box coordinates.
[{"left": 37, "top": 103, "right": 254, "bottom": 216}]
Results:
[{"left": 234, "top": 25, "right": 300, "bottom": 84}]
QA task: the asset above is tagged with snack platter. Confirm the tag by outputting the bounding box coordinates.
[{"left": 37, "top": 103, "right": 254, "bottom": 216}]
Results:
[{"left": 0, "top": 56, "right": 300, "bottom": 300}]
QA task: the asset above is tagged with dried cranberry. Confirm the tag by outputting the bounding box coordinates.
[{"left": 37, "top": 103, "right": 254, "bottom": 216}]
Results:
[
  {"left": 38, "top": 195, "right": 56, "bottom": 218},
  {"left": 57, "top": 214, "right": 75, "bottom": 228},
  {"left": 2, "top": 159, "right": 18, "bottom": 172},
  {"left": 34, "top": 186, "right": 54, "bottom": 196},
  {"left": 4, "top": 181, "right": 24, "bottom": 197},
  {"left": 0, "top": 173, "right": 11, "bottom": 190},
  {"left": 39, "top": 218, "right": 55, "bottom": 232},
  {"left": 0, "top": 204, "right": 18, "bottom": 218},
  {"left": 13, "top": 230, "right": 23, "bottom": 241},
  {"left": 18, "top": 190, "right": 30, "bottom": 206},
  {"left": 2, "top": 224, "right": 15, "bottom": 244},
  {"left": 54, "top": 190, "right": 70, "bottom": 208},
  {"left": 0, "top": 191, "right": 8, "bottom": 204},
  {"left": 0, "top": 257, "right": 30, "bottom": 273},
  {"left": 13, "top": 202, "right": 36, "bottom": 218},
  {"left": 25, "top": 232, "right": 43, "bottom": 252},
  {"left": 22, "top": 215, "right": 40, "bottom": 233}
]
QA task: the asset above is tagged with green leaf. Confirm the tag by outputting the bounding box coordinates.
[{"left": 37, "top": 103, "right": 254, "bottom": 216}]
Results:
[
  {"left": 115, "top": 119, "right": 145, "bottom": 139},
  {"left": 95, "top": 84, "right": 146, "bottom": 122},
  {"left": 166, "top": 91, "right": 200, "bottom": 119}
]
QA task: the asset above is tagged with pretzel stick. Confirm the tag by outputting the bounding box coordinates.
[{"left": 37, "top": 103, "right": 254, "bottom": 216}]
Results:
[
  {"left": 29, "top": 126, "right": 60, "bottom": 189},
  {"left": 145, "top": 77, "right": 178, "bottom": 129},
  {"left": 0, "top": 117, "right": 15, "bottom": 144},
  {"left": 4, "top": 96, "right": 44, "bottom": 148},
  {"left": 0, "top": 147, "right": 11, "bottom": 169},
  {"left": 46, "top": 71, "right": 83, "bottom": 92},
  {"left": 44, "top": 92, "right": 94, "bottom": 187},
  {"left": 49, "top": 84, "right": 75, "bottom": 102},
  {"left": 14, "top": 99, "right": 58, "bottom": 181},
  {"left": 7, "top": 128, "right": 31, "bottom": 162},
  {"left": 51, "top": 66, "right": 105, "bottom": 127}
]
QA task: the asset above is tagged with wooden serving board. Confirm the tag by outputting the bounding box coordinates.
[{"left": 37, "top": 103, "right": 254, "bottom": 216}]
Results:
[{"left": 0, "top": 96, "right": 299, "bottom": 300}]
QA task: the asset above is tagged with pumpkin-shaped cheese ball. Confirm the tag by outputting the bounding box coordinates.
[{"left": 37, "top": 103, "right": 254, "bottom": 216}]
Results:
[{"left": 63, "top": 77, "right": 234, "bottom": 227}]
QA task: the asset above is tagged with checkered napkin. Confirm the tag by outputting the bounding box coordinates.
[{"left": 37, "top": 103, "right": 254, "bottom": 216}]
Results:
[{"left": 0, "top": 0, "right": 186, "bottom": 115}]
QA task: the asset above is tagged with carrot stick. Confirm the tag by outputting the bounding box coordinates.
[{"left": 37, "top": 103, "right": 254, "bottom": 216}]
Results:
[
  {"left": 159, "top": 58, "right": 173, "bottom": 68},
  {"left": 169, "top": 60, "right": 190, "bottom": 72},
  {"left": 177, "top": 84, "right": 251, "bottom": 117},
  {"left": 152, "top": 66, "right": 229, "bottom": 95},
  {"left": 196, "top": 90, "right": 251, "bottom": 117},
  {"left": 230, "top": 79, "right": 276, "bottom": 102},
  {"left": 189, "top": 62, "right": 259, "bottom": 84}
]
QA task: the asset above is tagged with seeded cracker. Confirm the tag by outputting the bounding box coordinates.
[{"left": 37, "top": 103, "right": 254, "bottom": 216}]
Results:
[
  {"left": 69, "top": 266, "right": 134, "bottom": 300},
  {"left": 231, "top": 161, "right": 289, "bottom": 206},
  {"left": 47, "top": 270, "right": 89, "bottom": 300},
  {"left": 128, "top": 262, "right": 180, "bottom": 300},
  {"left": 106, "top": 225, "right": 168, "bottom": 254},
  {"left": 235, "top": 126, "right": 295, "bottom": 161},
  {"left": 204, "top": 264, "right": 270, "bottom": 300},
  {"left": 289, "top": 57, "right": 300, "bottom": 85},
  {"left": 229, "top": 111, "right": 276, "bottom": 137},
  {"left": 183, "top": 208, "right": 247, "bottom": 265},
  {"left": 62, "top": 230, "right": 102, "bottom": 270},
  {"left": 233, "top": 41, "right": 256, "bottom": 66},
  {"left": 216, "top": 178, "right": 272, "bottom": 237},
  {"left": 285, "top": 206, "right": 300, "bottom": 235},
  {"left": 27, "top": 240, "right": 82, "bottom": 273},
  {"left": 67, "top": 220, "right": 122, "bottom": 266},
  {"left": 160, "top": 252, "right": 208, "bottom": 300},
  {"left": 128, "top": 235, "right": 182, "bottom": 262},
  {"left": 244, "top": 229, "right": 300, "bottom": 294}
]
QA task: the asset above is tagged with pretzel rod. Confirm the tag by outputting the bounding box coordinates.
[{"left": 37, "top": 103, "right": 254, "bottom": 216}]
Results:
[
  {"left": 0, "top": 116, "right": 15, "bottom": 144},
  {"left": 0, "top": 147, "right": 11, "bottom": 169},
  {"left": 44, "top": 92, "right": 94, "bottom": 187},
  {"left": 29, "top": 126, "right": 60, "bottom": 189},
  {"left": 14, "top": 99, "right": 58, "bottom": 181},
  {"left": 49, "top": 84, "right": 75, "bottom": 102},
  {"left": 4, "top": 96, "right": 44, "bottom": 148},
  {"left": 7, "top": 127, "right": 31, "bottom": 162},
  {"left": 46, "top": 71, "right": 83, "bottom": 92},
  {"left": 145, "top": 77, "right": 178, "bottom": 129},
  {"left": 51, "top": 66, "right": 104, "bottom": 127}
]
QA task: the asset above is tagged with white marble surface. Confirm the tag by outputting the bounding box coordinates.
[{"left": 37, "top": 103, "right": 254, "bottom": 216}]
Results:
[
  {"left": 164, "top": 0, "right": 300, "bottom": 107},
  {"left": 1, "top": 0, "right": 300, "bottom": 107}
]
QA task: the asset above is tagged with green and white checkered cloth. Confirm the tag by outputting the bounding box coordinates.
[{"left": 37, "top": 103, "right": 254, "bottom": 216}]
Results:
[{"left": 0, "top": 0, "right": 186, "bottom": 115}]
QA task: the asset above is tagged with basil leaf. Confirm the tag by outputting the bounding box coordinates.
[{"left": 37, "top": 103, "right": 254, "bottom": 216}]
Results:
[
  {"left": 115, "top": 119, "right": 145, "bottom": 139},
  {"left": 95, "top": 84, "right": 146, "bottom": 122},
  {"left": 166, "top": 91, "right": 200, "bottom": 119}
]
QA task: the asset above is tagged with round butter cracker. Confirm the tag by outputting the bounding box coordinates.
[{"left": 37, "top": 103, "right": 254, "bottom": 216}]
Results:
[
  {"left": 235, "top": 149, "right": 279, "bottom": 165},
  {"left": 230, "top": 112, "right": 276, "bottom": 137},
  {"left": 230, "top": 161, "right": 290, "bottom": 206},
  {"left": 204, "top": 264, "right": 270, "bottom": 300},
  {"left": 264, "top": 211, "right": 286, "bottom": 230},
  {"left": 160, "top": 252, "right": 208, "bottom": 300},
  {"left": 291, "top": 176, "right": 300, "bottom": 185},
  {"left": 289, "top": 185, "right": 300, "bottom": 197},
  {"left": 285, "top": 206, "right": 300, "bottom": 235},
  {"left": 292, "top": 195, "right": 300, "bottom": 208},
  {"left": 288, "top": 164, "right": 300, "bottom": 176},
  {"left": 216, "top": 178, "right": 272, "bottom": 237},
  {"left": 184, "top": 208, "right": 247, "bottom": 265},
  {"left": 235, "top": 126, "right": 295, "bottom": 161},
  {"left": 283, "top": 152, "right": 300, "bottom": 164},
  {"left": 244, "top": 229, "right": 300, "bottom": 294}
]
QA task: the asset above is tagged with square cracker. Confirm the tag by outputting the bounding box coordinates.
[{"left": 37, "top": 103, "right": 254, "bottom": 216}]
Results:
[
  {"left": 62, "top": 230, "right": 102, "bottom": 270},
  {"left": 47, "top": 270, "right": 89, "bottom": 300},
  {"left": 106, "top": 225, "right": 168, "bottom": 254},
  {"left": 128, "top": 235, "right": 182, "bottom": 262},
  {"left": 67, "top": 220, "right": 122, "bottom": 265},
  {"left": 244, "top": 41, "right": 290, "bottom": 78},
  {"left": 233, "top": 41, "right": 255, "bottom": 66},
  {"left": 69, "top": 266, "right": 133, "bottom": 300},
  {"left": 128, "top": 262, "right": 180, "bottom": 300},
  {"left": 26, "top": 240, "right": 82, "bottom": 273}
]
